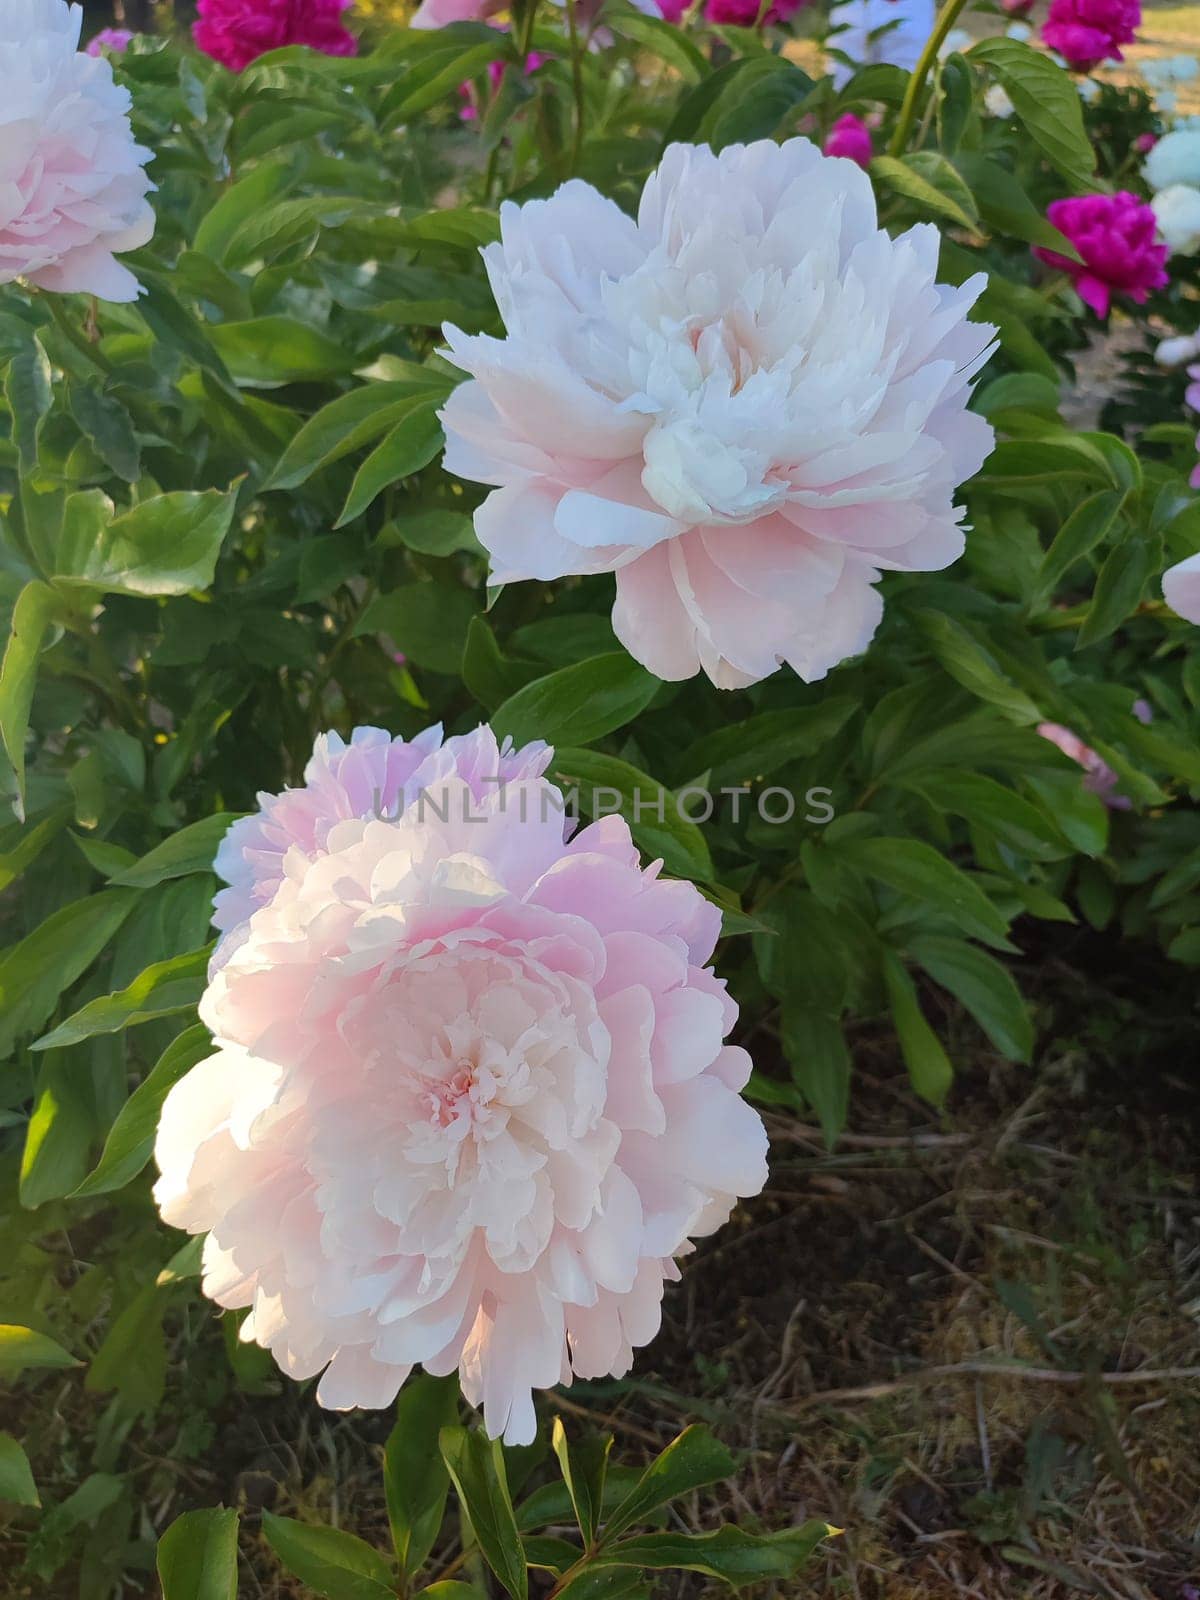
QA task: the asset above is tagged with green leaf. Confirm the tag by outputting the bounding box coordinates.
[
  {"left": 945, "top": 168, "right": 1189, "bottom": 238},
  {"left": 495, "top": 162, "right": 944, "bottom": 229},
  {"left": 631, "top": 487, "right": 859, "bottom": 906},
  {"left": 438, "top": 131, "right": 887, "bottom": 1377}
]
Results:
[
  {"left": 968, "top": 37, "right": 1095, "bottom": 186},
  {"left": 953, "top": 155, "right": 1081, "bottom": 257},
  {"left": 550, "top": 748, "right": 713, "bottom": 882},
  {"left": 383, "top": 509, "right": 480, "bottom": 557},
  {"left": 0, "top": 1433, "right": 39, "bottom": 1507},
  {"left": 914, "top": 611, "right": 1041, "bottom": 724},
  {"left": 679, "top": 699, "right": 856, "bottom": 790},
  {"left": 596, "top": 1521, "right": 831, "bottom": 1588},
  {"left": 0, "top": 803, "right": 69, "bottom": 892},
  {"left": 515, "top": 1468, "right": 646, "bottom": 1534},
  {"left": 779, "top": 1007, "right": 852, "bottom": 1147},
  {"left": 5, "top": 332, "right": 52, "bottom": 474},
  {"left": 0, "top": 1324, "right": 79, "bottom": 1375},
  {"left": 610, "top": 11, "right": 707, "bottom": 78},
  {"left": 601, "top": 1427, "right": 734, "bottom": 1545},
  {"left": 224, "top": 195, "right": 372, "bottom": 271},
  {"left": 882, "top": 952, "right": 954, "bottom": 1105},
  {"left": 1075, "top": 532, "right": 1161, "bottom": 650},
  {"left": 262, "top": 1512, "right": 396, "bottom": 1600},
  {"left": 73, "top": 1024, "right": 212, "bottom": 1198},
  {"left": 462, "top": 616, "right": 538, "bottom": 710},
  {"left": 420, "top": 1587, "right": 488, "bottom": 1600},
  {"left": 550, "top": 1571, "right": 649, "bottom": 1600},
  {"left": 0, "top": 888, "right": 137, "bottom": 1059},
  {"left": 265, "top": 381, "right": 450, "bottom": 492},
  {"left": 385, "top": 1373, "right": 460, "bottom": 1579},
  {"left": 897, "top": 771, "right": 1068, "bottom": 859},
  {"left": 355, "top": 582, "right": 479, "bottom": 674},
  {"left": 552, "top": 1419, "right": 611, "bottom": 1547},
  {"left": 193, "top": 159, "right": 295, "bottom": 262},
  {"left": 439, "top": 1426, "right": 528, "bottom": 1600},
  {"left": 1033, "top": 490, "right": 1124, "bottom": 604},
  {"left": 209, "top": 318, "right": 361, "bottom": 385},
  {"left": 908, "top": 934, "right": 1032, "bottom": 1063},
  {"left": 0, "top": 580, "right": 59, "bottom": 815},
  {"left": 55, "top": 487, "right": 238, "bottom": 598},
  {"left": 109, "top": 813, "right": 238, "bottom": 888},
  {"left": 870, "top": 152, "right": 978, "bottom": 229},
  {"left": 335, "top": 404, "right": 444, "bottom": 525},
  {"left": 157, "top": 1507, "right": 240, "bottom": 1600},
  {"left": 832, "top": 836, "right": 1011, "bottom": 949},
  {"left": 68, "top": 380, "right": 140, "bottom": 482},
  {"left": 33, "top": 946, "right": 210, "bottom": 1051},
  {"left": 19, "top": 1048, "right": 94, "bottom": 1209},
  {"left": 492, "top": 654, "right": 659, "bottom": 749}
]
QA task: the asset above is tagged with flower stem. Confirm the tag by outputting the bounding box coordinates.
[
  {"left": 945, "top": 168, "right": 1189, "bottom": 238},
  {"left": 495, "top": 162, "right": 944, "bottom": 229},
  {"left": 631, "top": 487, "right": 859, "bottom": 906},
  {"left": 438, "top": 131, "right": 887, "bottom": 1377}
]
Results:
[
  {"left": 887, "top": 0, "right": 974, "bottom": 157},
  {"left": 565, "top": 0, "right": 586, "bottom": 176},
  {"left": 43, "top": 292, "right": 115, "bottom": 377},
  {"left": 516, "top": 0, "right": 540, "bottom": 65}
]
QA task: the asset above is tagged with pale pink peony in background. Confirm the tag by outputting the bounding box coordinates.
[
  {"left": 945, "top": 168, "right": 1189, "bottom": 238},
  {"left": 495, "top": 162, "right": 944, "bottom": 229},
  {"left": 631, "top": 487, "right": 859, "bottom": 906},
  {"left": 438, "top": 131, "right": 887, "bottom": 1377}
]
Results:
[
  {"left": 193, "top": 0, "right": 357, "bottom": 70},
  {"left": 155, "top": 726, "right": 768, "bottom": 1444},
  {"left": 0, "top": 0, "right": 155, "bottom": 301},
  {"left": 1163, "top": 551, "right": 1200, "bottom": 621},
  {"left": 440, "top": 139, "right": 995, "bottom": 689},
  {"left": 212, "top": 724, "right": 550, "bottom": 966},
  {"left": 85, "top": 25, "right": 133, "bottom": 52}
]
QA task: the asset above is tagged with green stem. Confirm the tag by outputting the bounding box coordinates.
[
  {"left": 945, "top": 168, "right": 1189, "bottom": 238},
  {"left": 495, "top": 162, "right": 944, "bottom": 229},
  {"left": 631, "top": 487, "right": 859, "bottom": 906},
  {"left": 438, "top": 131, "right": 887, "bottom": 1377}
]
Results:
[
  {"left": 43, "top": 293, "right": 115, "bottom": 377},
  {"left": 565, "top": 0, "right": 586, "bottom": 177},
  {"left": 516, "top": 0, "right": 539, "bottom": 65},
  {"left": 887, "top": 0, "right": 973, "bottom": 157}
]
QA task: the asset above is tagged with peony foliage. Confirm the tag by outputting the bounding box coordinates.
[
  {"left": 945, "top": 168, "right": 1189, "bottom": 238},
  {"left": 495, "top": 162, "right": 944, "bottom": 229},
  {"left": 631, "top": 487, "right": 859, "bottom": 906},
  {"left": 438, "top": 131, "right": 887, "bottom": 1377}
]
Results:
[{"left": 2, "top": 0, "right": 1200, "bottom": 1590}]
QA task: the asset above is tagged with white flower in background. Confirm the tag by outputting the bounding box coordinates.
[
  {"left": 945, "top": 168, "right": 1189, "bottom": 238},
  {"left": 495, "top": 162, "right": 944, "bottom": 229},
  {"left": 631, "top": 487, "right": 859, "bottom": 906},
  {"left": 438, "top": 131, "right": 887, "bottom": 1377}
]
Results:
[
  {"left": 1152, "top": 184, "right": 1200, "bottom": 255},
  {"left": 1157, "top": 90, "right": 1179, "bottom": 115},
  {"left": 0, "top": 0, "right": 155, "bottom": 300},
  {"left": 1155, "top": 330, "right": 1200, "bottom": 365},
  {"left": 1077, "top": 76, "right": 1101, "bottom": 102},
  {"left": 826, "top": 0, "right": 935, "bottom": 87},
  {"left": 1144, "top": 127, "right": 1200, "bottom": 191},
  {"left": 985, "top": 83, "right": 1015, "bottom": 117},
  {"left": 439, "top": 140, "right": 995, "bottom": 690},
  {"left": 938, "top": 24, "right": 972, "bottom": 56},
  {"left": 155, "top": 730, "right": 768, "bottom": 1444},
  {"left": 1141, "top": 54, "right": 1198, "bottom": 90},
  {"left": 1005, "top": 20, "right": 1032, "bottom": 39},
  {"left": 1164, "top": 552, "right": 1200, "bottom": 622}
]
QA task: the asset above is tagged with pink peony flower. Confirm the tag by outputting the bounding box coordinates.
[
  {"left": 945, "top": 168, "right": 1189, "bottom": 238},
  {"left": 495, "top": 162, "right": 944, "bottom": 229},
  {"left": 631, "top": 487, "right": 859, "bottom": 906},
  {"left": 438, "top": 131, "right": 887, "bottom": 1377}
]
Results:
[
  {"left": 439, "top": 139, "right": 995, "bottom": 690},
  {"left": 1033, "top": 192, "right": 1167, "bottom": 317},
  {"left": 1163, "top": 551, "right": 1200, "bottom": 621},
  {"left": 705, "top": 0, "right": 802, "bottom": 24},
  {"left": 657, "top": 0, "right": 688, "bottom": 17},
  {"left": 86, "top": 25, "right": 133, "bottom": 53},
  {"left": 194, "top": 0, "right": 357, "bottom": 71},
  {"left": 0, "top": 0, "right": 155, "bottom": 302},
  {"left": 1040, "top": 0, "right": 1139, "bottom": 69},
  {"left": 1037, "top": 721, "right": 1129, "bottom": 808},
  {"left": 460, "top": 50, "right": 548, "bottom": 121},
  {"left": 823, "top": 111, "right": 873, "bottom": 167},
  {"left": 413, "top": 0, "right": 504, "bottom": 25},
  {"left": 155, "top": 724, "right": 768, "bottom": 1444},
  {"left": 212, "top": 723, "right": 551, "bottom": 966},
  {"left": 1002, "top": 0, "right": 1035, "bottom": 14},
  {"left": 1135, "top": 131, "right": 1159, "bottom": 153}
]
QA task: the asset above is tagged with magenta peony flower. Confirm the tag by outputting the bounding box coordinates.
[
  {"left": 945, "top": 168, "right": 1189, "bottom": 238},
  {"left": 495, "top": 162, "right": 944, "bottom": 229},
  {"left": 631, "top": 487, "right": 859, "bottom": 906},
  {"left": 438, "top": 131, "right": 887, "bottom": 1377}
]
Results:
[
  {"left": 459, "top": 50, "right": 548, "bottom": 121},
  {"left": 193, "top": 0, "right": 357, "bottom": 71},
  {"left": 1135, "top": 131, "right": 1159, "bottom": 153},
  {"left": 85, "top": 25, "right": 133, "bottom": 53},
  {"left": 1033, "top": 193, "right": 1167, "bottom": 317},
  {"left": 1002, "top": 0, "right": 1035, "bottom": 14},
  {"left": 823, "top": 111, "right": 873, "bottom": 167},
  {"left": 657, "top": 0, "right": 688, "bottom": 17},
  {"left": 155, "top": 724, "right": 768, "bottom": 1444},
  {"left": 0, "top": 0, "right": 155, "bottom": 302},
  {"left": 440, "top": 139, "right": 995, "bottom": 690},
  {"left": 705, "top": 0, "right": 801, "bottom": 23},
  {"left": 1040, "top": 0, "right": 1139, "bottom": 69},
  {"left": 212, "top": 724, "right": 551, "bottom": 966},
  {"left": 1164, "top": 551, "right": 1200, "bottom": 619}
]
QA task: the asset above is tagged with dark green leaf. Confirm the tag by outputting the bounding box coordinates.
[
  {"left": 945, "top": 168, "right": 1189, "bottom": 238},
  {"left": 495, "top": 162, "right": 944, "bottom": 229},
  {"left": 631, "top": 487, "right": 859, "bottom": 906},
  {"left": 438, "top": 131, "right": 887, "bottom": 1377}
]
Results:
[
  {"left": 882, "top": 952, "right": 954, "bottom": 1105},
  {"left": 33, "top": 946, "right": 210, "bottom": 1051},
  {"left": 552, "top": 1419, "right": 611, "bottom": 1547},
  {"left": 832, "top": 836, "right": 1011, "bottom": 948},
  {"left": 110, "top": 813, "right": 239, "bottom": 888},
  {"left": 0, "top": 1433, "right": 39, "bottom": 1507},
  {"left": 679, "top": 699, "right": 856, "bottom": 790},
  {"left": 908, "top": 934, "right": 1032, "bottom": 1063},
  {"left": 551, "top": 748, "right": 713, "bottom": 882},
  {"left": 968, "top": 38, "right": 1095, "bottom": 185},
  {"left": 0, "top": 889, "right": 137, "bottom": 1059},
  {"left": 492, "top": 654, "right": 659, "bottom": 749},
  {"left": 596, "top": 1521, "right": 831, "bottom": 1588},
  {"left": 262, "top": 1511, "right": 396, "bottom": 1600},
  {"left": 439, "top": 1426, "right": 527, "bottom": 1600},
  {"left": 0, "top": 580, "right": 59, "bottom": 814},
  {"left": 0, "top": 1324, "right": 79, "bottom": 1374},
  {"left": 779, "top": 1007, "right": 852, "bottom": 1146},
  {"left": 385, "top": 1373, "right": 460, "bottom": 1578},
  {"left": 601, "top": 1427, "right": 734, "bottom": 1545},
  {"left": 355, "top": 583, "right": 479, "bottom": 675},
  {"left": 336, "top": 405, "right": 445, "bottom": 526}
]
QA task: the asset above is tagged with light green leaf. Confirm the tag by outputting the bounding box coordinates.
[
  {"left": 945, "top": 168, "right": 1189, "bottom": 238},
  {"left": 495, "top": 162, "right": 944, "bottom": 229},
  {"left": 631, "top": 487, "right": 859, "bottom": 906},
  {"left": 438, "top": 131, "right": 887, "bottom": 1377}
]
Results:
[
  {"left": 779, "top": 1007, "right": 852, "bottom": 1147},
  {"left": 209, "top": 318, "right": 361, "bottom": 385},
  {"left": 870, "top": 152, "right": 978, "bottom": 229},
  {"left": 0, "top": 1324, "right": 79, "bottom": 1375},
  {"left": 109, "top": 813, "right": 238, "bottom": 888},
  {"left": 262, "top": 1511, "right": 396, "bottom": 1600},
  {"left": 0, "top": 1433, "right": 39, "bottom": 1507},
  {"left": 552, "top": 1419, "right": 611, "bottom": 1548},
  {"left": 969, "top": 37, "right": 1095, "bottom": 186},
  {"left": 550, "top": 748, "right": 713, "bottom": 882},
  {"left": 0, "top": 888, "right": 137, "bottom": 1059},
  {"left": 492, "top": 654, "right": 659, "bottom": 749},
  {"left": 54, "top": 487, "right": 238, "bottom": 598},
  {"left": 265, "top": 381, "right": 450, "bottom": 491},
  {"left": 33, "top": 946, "right": 210, "bottom": 1051},
  {"left": 1033, "top": 490, "right": 1125, "bottom": 603},
  {"left": 909, "top": 934, "right": 1033, "bottom": 1063},
  {"left": 439, "top": 1426, "right": 528, "bottom": 1600},
  {"left": 596, "top": 1522, "right": 831, "bottom": 1588},
  {"left": 601, "top": 1427, "right": 734, "bottom": 1545},
  {"left": 335, "top": 404, "right": 444, "bottom": 525},
  {"left": 157, "top": 1507, "right": 240, "bottom": 1600},
  {"left": 0, "top": 580, "right": 59, "bottom": 815},
  {"left": 385, "top": 1373, "right": 460, "bottom": 1578},
  {"left": 882, "top": 952, "right": 954, "bottom": 1105}
]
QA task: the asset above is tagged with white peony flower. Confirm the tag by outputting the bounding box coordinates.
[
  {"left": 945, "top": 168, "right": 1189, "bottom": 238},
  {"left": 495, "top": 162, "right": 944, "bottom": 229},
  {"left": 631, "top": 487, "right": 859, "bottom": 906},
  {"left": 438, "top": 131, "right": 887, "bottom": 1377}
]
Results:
[
  {"left": 826, "top": 0, "right": 935, "bottom": 86},
  {"left": 938, "top": 25, "right": 972, "bottom": 56},
  {"left": 1005, "top": 20, "right": 1032, "bottom": 40},
  {"left": 155, "top": 729, "right": 769, "bottom": 1444},
  {"left": 1155, "top": 330, "right": 1200, "bottom": 366},
  {"left": 1144, "top": 127, "right": 1200, "bottom": 192},
  {"left": 0, "top": 0, "right": 155, "bottom": 301},
  {"left": 1077, "top": 76, "right": 1100, "bottom": 103},
  {"left": 1141, "top": 54, "right": 1198, "bottom": 91},
  {"left": 439, "top": 140, "right": 996, "bottom": 690},
  {"left": 1152, "top": 184, "right": 1200, "bottom": 256},
  {"left": 985, "top": 83, "right": 1015, "bottom": 117}
]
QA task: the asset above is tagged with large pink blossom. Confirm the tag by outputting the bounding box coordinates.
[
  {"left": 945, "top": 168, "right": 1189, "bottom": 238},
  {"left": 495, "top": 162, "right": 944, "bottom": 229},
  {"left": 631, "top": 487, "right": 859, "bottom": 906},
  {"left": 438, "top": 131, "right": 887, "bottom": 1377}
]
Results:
[
  {"left": 212, "top": 724, "right": 550, "bottom": 966},
  {"left": 193, "top": 0, "right": 357, "bottom": 71},
  {"left": 155, "top": 726, "right": 767, "bottom": 1444},
  {"left": 1040, "top": 0, "right": 1139, "bottom": 69},
  {"left": 823, "top": 111, "right": 873, "bottom": 167},
  {"left": 439, "top": 139, "right": 995, "bottom": 690},
  {"left": 705, "top": 0, "right": 802, "bottom": 25},
  {"left": 0, "top": 0, "right": 155, "bottom": 302},
  {"left": 85, "top": 25, "right": 133, "bottom": 53},
  {"left": 1033, "top": 193, "right": 1167, "bottom": 318}
]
